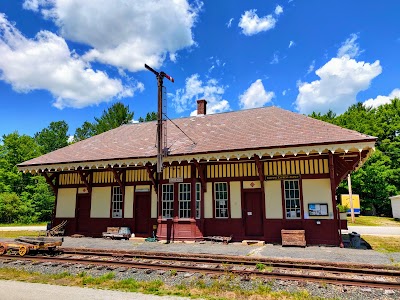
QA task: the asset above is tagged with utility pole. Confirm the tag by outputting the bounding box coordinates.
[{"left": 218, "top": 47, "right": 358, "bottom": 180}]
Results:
[
  {"left": 347, "top": 173, "right": 355, "bottom": 223},
  {"left": 144, "top": 64, "right": 174, "bottom": 173}
]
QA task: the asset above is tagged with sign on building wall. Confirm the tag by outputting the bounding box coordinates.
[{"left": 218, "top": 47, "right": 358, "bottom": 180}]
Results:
[
  {"left": 265, "top": 174, "right": 301, "bottom": 181},
  {"left": 169, "top": 177, "right": 183, "bottom": 183},
  {"left": 308, "top": 203, "right": 329, "bottom": 216}
]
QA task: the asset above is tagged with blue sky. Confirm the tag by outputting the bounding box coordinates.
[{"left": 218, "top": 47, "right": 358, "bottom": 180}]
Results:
[{"left": 0, "top": 0, "right": 399, "bottom": 138}]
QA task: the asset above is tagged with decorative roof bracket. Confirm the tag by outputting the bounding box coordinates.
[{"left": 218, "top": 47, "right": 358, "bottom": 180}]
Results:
[
  {"left": 145, "top": 165, "right": 158, "bottom": 193},
  {"left": 193, "top": 161, "right": 207, "bottom": 192},
  {"left": 254, "top": 155, "right": 265, "bottom": 193},
  {"left": 77, "top": 169, "right": 92, "bottom": 193},
  {"left": 111, "top": 169, "right": 124, "bottom": 191},
  {"left": 42, "top": 171, "right": 57, "bottom": 194}
]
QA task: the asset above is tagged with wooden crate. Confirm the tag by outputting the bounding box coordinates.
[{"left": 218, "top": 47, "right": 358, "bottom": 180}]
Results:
[
  {"left": 106, "top": 227, "right": 120, "bottom": 233},
  {"left": 281, "top": 229, "right": 306, "bottom": 247}
]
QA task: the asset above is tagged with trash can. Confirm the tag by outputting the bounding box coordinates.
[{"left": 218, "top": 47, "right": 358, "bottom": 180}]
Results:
[{"left": 349, "top": 232, "right": 361, "bottom": 248}]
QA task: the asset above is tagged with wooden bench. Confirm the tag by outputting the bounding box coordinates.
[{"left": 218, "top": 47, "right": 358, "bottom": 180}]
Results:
[
  {"left": 281, "top": 229, "right": 306, "bottom": 247},
  {"left": 39, "top": 220, "right": 67, "bottom": 237}
]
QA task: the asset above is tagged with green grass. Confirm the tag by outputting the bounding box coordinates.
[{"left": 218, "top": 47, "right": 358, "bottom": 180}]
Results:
[
  {"left": 362, "top": 235, "right": 400, "bottom": 253},
  {"left": 347, "top": 216, "right": 400, "bottom": 227},
  {"left": 0, "top": 267, "right": 327, "bottom": 300},
  {"left": 0, "top": 222, "right": 48, "bottom": 227},
  {"left": 0, "top": 231, "right": 41, "bottom": 238}
]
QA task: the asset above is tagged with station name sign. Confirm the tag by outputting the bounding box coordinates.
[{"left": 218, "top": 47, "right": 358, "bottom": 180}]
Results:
[
  {"left": 265, "top": 174, "right": 301, "bottom": 181},
  {"left": 169, "top": 177, "right": 183, "bottom": 183}
]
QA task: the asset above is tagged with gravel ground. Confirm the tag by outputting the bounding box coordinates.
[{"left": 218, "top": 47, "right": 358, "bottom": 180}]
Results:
[{"left": 0, "top": 258, "right": 398, "bottom": 300}]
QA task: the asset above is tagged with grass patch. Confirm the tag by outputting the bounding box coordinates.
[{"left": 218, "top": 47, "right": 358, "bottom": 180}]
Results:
[
  {"left": 0, "top": 267, "right": 325, "bottom": 300},
  {"left": 362, "top": 235, "right": 400, "bottom": 253},
  {"left": 0, "top": 222, "right": 48, "bottom": 227},
  {"left": 347, "top": 216, "right": 400, "bottom": 227},
  {"left": 0, "top": 231, "right": 41, "bottom": 238}
]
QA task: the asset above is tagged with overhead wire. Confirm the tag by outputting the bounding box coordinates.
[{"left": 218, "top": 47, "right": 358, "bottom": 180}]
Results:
[{"left": 163, "top": 113, "right": 197, "bottom": 146}]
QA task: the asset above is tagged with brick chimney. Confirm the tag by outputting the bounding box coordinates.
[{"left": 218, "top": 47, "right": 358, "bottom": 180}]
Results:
[{"left": 197, "top": 99, "right": 207, "bottom": 115}]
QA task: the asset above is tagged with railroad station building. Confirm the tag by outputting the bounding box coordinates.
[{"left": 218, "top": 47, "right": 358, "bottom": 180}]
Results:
[{"left": 18, "top": 100, "right": 376, "bottom": 245}]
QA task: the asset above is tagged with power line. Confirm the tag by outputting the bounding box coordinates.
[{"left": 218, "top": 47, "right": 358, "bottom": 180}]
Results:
[{"left": 163, "top": 113, "right": 197, "bottom": 146}]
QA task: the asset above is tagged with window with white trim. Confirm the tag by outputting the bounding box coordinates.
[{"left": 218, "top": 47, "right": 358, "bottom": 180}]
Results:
[
  {"left": 179, "top": 183, "right": 191, "bottom": 218},
  {"left": 284, "top": 180, "right": 301, "bottom": 219},
  {"left": 195, "top": 183, "right": 201, "bottom": 219},
  {"left": 112, "top": 186, "right": 123, "bottom": 218},
  {"left": 162, "top": 184, "right": 174, "bottom": 218},
  {"left": 215, "top": 182, "right": 228, "bottom": 218}
]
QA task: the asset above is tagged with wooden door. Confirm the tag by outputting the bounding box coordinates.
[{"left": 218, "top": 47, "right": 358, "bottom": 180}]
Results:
[
  {"left": 244, "top": 191, "right": 263, "bottom": 236},
  {"left": 135, "top": 193, "right": 151, "bottom": 236},
  {"left": 76, "top": 194, "right": 91, "bottom": 233}
]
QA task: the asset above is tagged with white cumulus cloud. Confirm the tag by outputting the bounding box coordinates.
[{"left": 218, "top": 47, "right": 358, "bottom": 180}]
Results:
[
  {"left": 296, "top": 56, "right": 382, "bottom": 114},
  {"left": 238, "top": 9, "right": 277, "bottom": 36},
  {"left": 295, "top": 34, "right": 382, "bottom": 114},
  {"left": 0, "top": 13, "right": 134, "bottom": 109},
  {"left": 288, "top": 40, "right": 295, "bottom": 48},
  {"left": 171, "top": 74, "right": 230, "bottom": 116},
  {"left": 239, "top": 79, "right": 275, "bottom": 109},
  {"left": 364, "top": 89, "right": 400, "bottom": 108},
  {"left": 23, "top": 0, "right": 201, "bottom": 71}
]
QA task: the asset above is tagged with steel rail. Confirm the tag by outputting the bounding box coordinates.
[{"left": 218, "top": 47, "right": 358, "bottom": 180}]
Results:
[
  {"left": 60, "top": 248, "right": 400, "bottom": 277},
  {"left": 1, "top": 254, "right": 399, "bottom": 290}
]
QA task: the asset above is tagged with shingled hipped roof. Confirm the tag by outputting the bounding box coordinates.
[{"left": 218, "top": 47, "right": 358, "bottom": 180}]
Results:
[{"left": 18, "top": 106, "right": 376, "bottom": 170}]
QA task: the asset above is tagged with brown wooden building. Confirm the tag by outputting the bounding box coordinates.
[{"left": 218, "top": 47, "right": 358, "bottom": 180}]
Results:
[{"left": 18, "top": 101, "right": 376, "bottom": 245}]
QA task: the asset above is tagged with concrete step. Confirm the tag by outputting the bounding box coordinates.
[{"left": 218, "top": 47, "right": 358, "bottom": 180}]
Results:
[{"left": 242, "top": 240, "right": 265, "bottom": 246}]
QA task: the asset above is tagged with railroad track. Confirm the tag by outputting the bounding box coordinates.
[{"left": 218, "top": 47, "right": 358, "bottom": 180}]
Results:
[{"left": 1, "top": 249, "right": 399, "bottom": 290}]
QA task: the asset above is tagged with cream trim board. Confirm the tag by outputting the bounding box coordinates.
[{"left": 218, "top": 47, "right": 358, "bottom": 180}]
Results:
[{"left": 56, "top": 188, "right": 77, "bottom": 218}]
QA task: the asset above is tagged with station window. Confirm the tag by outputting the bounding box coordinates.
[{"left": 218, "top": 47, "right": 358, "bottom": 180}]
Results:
[
  {"left": 162, "top": 184, "right": 174, "bottom": 219},
  {"left": 179, "top": 183, "right": 191, "bottom": 218},
  {"left": 195, "top": 183, "right": 201, "bottom": 219},
  {"left": 112, "top": 186, "right": 123, "bottom": 218},
  {"left": 284, "top": 180, "right": 301, "bottom": 219},
  {"left": 215, "top": 182, "right": 228, "bottom": 218}
]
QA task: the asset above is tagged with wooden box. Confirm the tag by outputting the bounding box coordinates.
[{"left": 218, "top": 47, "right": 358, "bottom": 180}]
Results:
[
  {"left": 281, "top": 229, "right": 306, "bottom": 247},
  {"left": 106, "top": 227, "right": 119, "bottom": 233}
]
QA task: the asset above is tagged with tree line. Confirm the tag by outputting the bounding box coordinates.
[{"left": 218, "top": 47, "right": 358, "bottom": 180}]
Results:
[
  {"left": 310, "top": 98, "right": 400, "bottom": 216},
  {"left": 0, "top": 103, "right": 156, "bottom": 223}
]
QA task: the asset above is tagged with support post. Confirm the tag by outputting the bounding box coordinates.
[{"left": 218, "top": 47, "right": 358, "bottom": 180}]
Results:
[
  {"left": 347, "top": 174, "right": 355, "bottom": 223},
  {"left": 329, "top": 152, "right": 343, "bottom": 247},
  {"left": 145, "top": 64, "right": 174, "bottom": 174}
]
